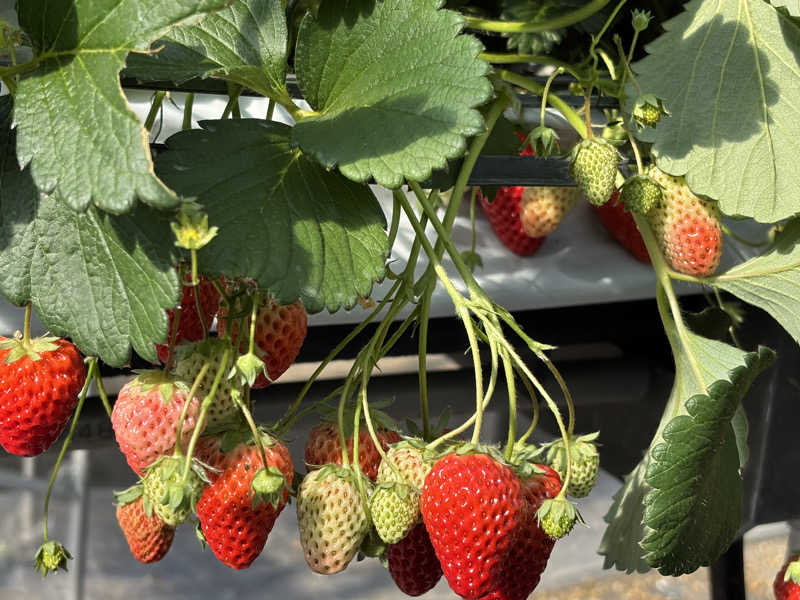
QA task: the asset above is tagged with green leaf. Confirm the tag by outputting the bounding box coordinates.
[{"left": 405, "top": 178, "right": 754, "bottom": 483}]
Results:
[
  {"left": 124, "top": 40, "right": 221, "bottom": 84},
  {"left": 155, "top": 119, "right": 388, "bottom": 313},
  {"left": 292, "top": 0, "right": 492, "bottom": 188},
  {"left": 14, "top": 0, "right": 229, "bottom": 213},
  {"left": 0, "top": 97, "right": 179, "bottom": 366},
  {"left": 712, "top": 219, "right": 800, "bottom": 346},
  {"left": 598, "top": 459, "right": 652, "bottom": 574},
  {"left": 630, "top": 0, "right": 800, "bottom": 222},
  {"left": 600, "top": 289, "right": 774, "bottom": 575},
  {"left": 129, "top": 0, "right": 291, "bottom": 102}
]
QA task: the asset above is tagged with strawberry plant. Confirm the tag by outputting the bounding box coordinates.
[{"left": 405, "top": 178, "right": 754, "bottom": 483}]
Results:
[{"left": 2, "top": 0, "right": 800, "bottom": 596}]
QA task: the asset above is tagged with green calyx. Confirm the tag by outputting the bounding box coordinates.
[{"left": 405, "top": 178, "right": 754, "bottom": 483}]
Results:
[
  {"left": 785, "top": 558, "right": 800, "bottom": 585},
  {"left": 537, "top": 497, "right": 583, "bottom": 539},
  {"left": 130, "top": 369, "right": 189, "bottom": 404},
  {"left": 526, "top": 125, "right": 561, "bottom": 158},
  {"left": 113, "top": 483, "right": 145, "bottom": 507},
  {"left": 621, "top": 174, "right": 663, "bottom": 215},
  {"left": 142, "top": 456, "right": 208, "bottom": 526},
  {"left": 632, "top": 94, "right": 669, "bottom": 129},
  {"left": 631, "top": 9, "right": 652, "bottom": 33},
  {"left": 569, "top": 138, "right": 618, "bottom": 206},
  {"left": 250, "top": 466, "right": 288, "bottom": 509},
  {"left": 33, "top": 540, "right": 72, "bottom": 577},
  {"left": 235, "top": 352, "right": 268, "bottom": 388},
  {"left": 0, "top": 333, "right": 60, "bottom": 363}
]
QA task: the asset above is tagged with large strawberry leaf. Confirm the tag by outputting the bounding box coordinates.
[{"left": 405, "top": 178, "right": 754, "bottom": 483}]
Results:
[
  {"left": 126, "top": 0, "right": 292, "bottom": 103},
  {"left": 0, "top": 97, "right": 178, "bottom": 366},
  {"left": 14, "top": 0, "right": 229, "bottom": 214},
  {"left": 598, "top": 459, "right": 651, "bottom": 574},
  {"left": 712, "top": 219, "right": 800, "bottom": 346},
  {"left": 155, "top": 119, "right": 388, "bottom": 313},
  {"left": 600, "top": 290, "right": 774, "bottom": 575},
  {"left": 292, "top": 0, "right": 492, "bottom": 188},
  {"left": 630, "top": 0, "right": 800, "bottom": 223}
]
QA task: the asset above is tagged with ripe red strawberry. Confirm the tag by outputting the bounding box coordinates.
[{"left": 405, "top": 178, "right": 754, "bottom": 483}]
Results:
[
  {"left": 479, "top": 186, "right": 546, "bottom": 256},
  {"left": 115, "top": 493, "right": 175, "bottom": 564},
  {"left": 646, "top": 165, "right": 722, "bottom": 277},
  {"left": 111, "top": 371, "right": 203, "bottom": 476},
  {"left": 387, "top": 522, "right": 442, "bottom": 597},
  {"left": 156, "top": 274, "right": 220, "bottom": 363},
  {"left": 519, "top": 186, "right": 581, "bottom": 238},
  {"left": 0, "top": 335, "right": 86, "bottom": 456},
  {"left": 593, "top": 191, "right": 651, "bottom": 263},
  {"left": 218, "top": 293, "right": 307, "bottom": 388},
  {"left": 481, "top": 465, "right": 562, "bottom": 600},
  {"left": 304, "top": 422, "right": 401, "bottom": 481},
  {"left": 196, "top": 434, "right": 293, "bottom": 569},
  {"left": 775, "top": 554, "right": 800, "bottom": 600},
  {"left": 421, "top": 452, "right": 522, "bottom": 599}
]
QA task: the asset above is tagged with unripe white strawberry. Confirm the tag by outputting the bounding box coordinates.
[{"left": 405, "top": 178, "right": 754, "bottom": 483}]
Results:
[
  {"left": 296, "top": 466, "right": 369, "bottom": 574},
  {"left": 519, "top": 186, "right": 581, "bottom": 237}
]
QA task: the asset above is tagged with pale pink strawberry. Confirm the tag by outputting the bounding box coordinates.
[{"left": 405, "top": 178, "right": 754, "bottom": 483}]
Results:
[
  {"left": 111, "top": 371, "right": 203, "bottom": 476},
  {"left": 520, "top": 187, "right": 581, "bottom": 238}
]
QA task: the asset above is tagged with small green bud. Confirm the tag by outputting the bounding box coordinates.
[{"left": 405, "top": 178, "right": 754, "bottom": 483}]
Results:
[
  {"left": 632, "top": 94, "right": 670, "bottom": 129},
  {"left": 631, "top": 9, "right": 652, "bottom": 33}
]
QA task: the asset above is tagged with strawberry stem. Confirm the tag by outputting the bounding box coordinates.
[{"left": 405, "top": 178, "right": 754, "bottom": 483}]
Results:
[
  {"left": 236, "top": 390, "right": 271, "bottom": 480},
  {"left": 22, "top": 302, "right": 31, "bottom": 345},
  {"left": 41, "top": 358, "right": 97, "bottom": 543},
  {"left": 173, "top": 363, "right": 209, "bottom": 456},
  {"left": 92, "top": 366, "right": 112, "bottom": 418},
  {"left": 181, "top": 93, "right": 194, "bottom": 131},
  {"left": 181, "top": 347, "right": 231, "bottom": 483},
  {"left": 515, "top": 366, "right": 540, "bottom": 446},
  {"left": 143, "top": 91, "right": 166, "bottom": 132},
  {"left": 502, "top": 348, "right": 517, "bottom": 461},
  {"left": 496, "top": 70, "right": 588, "bottom": 140},
  {"left": 417, "top": 289, "right": 432, "bottom": 441},
  {"left": 247, "top": 291, "right": 259, "bottom": 358},
  {"left": 539, "top": 67, "right": 564, "bottom": 131},
  {"left": 464, "top": 0, "right": 611, "bottom": 33}
]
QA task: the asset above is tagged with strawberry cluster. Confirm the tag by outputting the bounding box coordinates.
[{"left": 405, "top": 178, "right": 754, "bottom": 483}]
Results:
[{"left": 110, "top": 274, "right": 307, "bottom": 567}]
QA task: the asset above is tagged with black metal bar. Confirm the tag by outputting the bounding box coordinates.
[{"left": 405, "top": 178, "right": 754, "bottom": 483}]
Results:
[{"left": 710, "top": 538, "right": 746, "bottom": 600}]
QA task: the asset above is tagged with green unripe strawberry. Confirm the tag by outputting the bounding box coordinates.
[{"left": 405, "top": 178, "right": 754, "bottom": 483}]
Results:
[
  {"left": 632, "top": 93, "right": 669, "bottom": 129},
  {"left": 33, "top": 540, "right": 72, "bottom": 577},
  {"left": 546, "top": 432, "right": 600, "bottom": 499},
  {"left": 620, "top": 174, "right": 662, "bottom": 215},
  {"left": 569, "top": 138, "right": 618, "bottom": 206},
  {"left": 142, "top": 456, "right": 206, "bottom": 527},
  {"left": 370, "top": 483, "right": 420, "bottom": 544},
  {"left": 537, "top": 497, "right": 581, "bottom": 539},
  {"left": 296, "top": 466, "right": 369, "bottom": 574}
]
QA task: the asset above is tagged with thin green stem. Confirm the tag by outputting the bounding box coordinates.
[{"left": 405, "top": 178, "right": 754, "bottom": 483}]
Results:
[
  {"left": 539, "top": 67, "right": 564, "bottom": 129},
  {"left": 469, "top": 187, "right": 478, "bottom": 256},
  {"left": 181, "top": 347, "right": 231, "bottom": 482},
  {"left": 497, "top": 70, "right": 588, "bottom": 140},
  {"left": 515, "top": 365, "right": 540, "bottom": 446},
  {"left": 93, "top": 367, "right": 112, "bottom": 418},
  {"left": 248, "top": 291, "right": 260, "bottom": 357},
  {"left": 721, "top": 223, "right": 771, "bottom": 248},
  {"left": 541, "top": 355, "right": 576, "bottom": 437},
  {"left": 181, "top": 93, "right": 194, "bottom": 131},
  {"left": 465, "top": 0, "right": 610, "bottom": 33},
  {"left": 42, "top": 359, "right": 96, "bottom": 541},
  {"left": 238, "top": 396, "right": 270, "bottom": 477},
  {"left": 627, "top": 129, "right": 644, "bottom": 173},
  {"left": 23, "top": 303, "right": 31, "bottom": 344},
  {"left": 275, "top": 279, "right": 402, "bottom": 434},
  {"left": 144, "top": 91, "right": 166, "bottom": 132},
  {"left": 337, "top": 379, "right": 353, "bottom": 468},
  {"left": 418, "top": 289, "right": 432, "bottom": 440},
  {"left": 221, "top": 84, "right": 242, "bottom": 119},
  {"left": 502, "top": 348, "right": 517, "bottom": 461},
  {"left": 633, "top": 212, "right": 707, "bottom": 392},
  {"left": 266, "top": 99, "right": 275, "bottom": 121},
  {"left": 480, "top": 53, "right": 581, "bottom": 79},
  {"left": 387, "top": 195, "right": 402, "bottom": 252},
  {"left": 589, "top": 0, "right": 628, "bottom": 56},
  {"left": 173, "top": 363, "right": 209, "bottom": 456}
]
